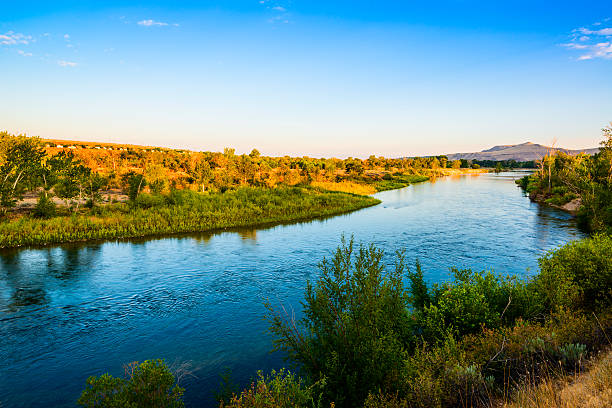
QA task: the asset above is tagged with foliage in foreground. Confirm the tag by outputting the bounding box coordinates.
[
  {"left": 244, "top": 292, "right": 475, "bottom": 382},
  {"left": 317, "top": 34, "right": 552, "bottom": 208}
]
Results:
[
  {"left": 76, "top": 235, "right": 612, "bottom": 408},
  {"left": 78, "top": 359, "right": 184, "bottom": 408},
  {"left": 0, "top": 187, "right": 379, "bottom": 248},
  {"left": 263, "top": 234, "right": 612, "bottom": 408},
  {"left": 219, "top": 369, "right": 325, "bottom": 408}
]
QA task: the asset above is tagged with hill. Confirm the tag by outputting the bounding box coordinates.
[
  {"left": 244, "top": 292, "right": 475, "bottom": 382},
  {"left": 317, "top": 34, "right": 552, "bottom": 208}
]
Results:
[{"left": 446, "top": 142, "right": 599, "bottom": 162}]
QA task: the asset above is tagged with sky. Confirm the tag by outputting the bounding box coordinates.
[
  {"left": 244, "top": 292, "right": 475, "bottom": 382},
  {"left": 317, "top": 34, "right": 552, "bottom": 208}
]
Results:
[{"left": 1, "top": 1, "right": 612, "bottom": 158}]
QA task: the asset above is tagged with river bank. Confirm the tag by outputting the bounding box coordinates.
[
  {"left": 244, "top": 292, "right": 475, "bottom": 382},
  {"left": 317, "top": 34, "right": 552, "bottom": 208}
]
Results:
[{"left": 0, "top": 170, "right": 487, "bottom": 249}]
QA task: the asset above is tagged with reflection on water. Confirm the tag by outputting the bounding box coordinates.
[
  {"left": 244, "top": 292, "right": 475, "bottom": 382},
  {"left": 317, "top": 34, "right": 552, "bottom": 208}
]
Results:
[{"left": 0, "top": 172, "right": 585, "bottom": 408}]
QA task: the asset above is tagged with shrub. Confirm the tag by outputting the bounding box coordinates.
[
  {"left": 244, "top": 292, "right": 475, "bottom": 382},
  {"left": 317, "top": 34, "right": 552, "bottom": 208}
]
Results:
[
  {"left": 559, "top": 343, "right": 587, "bottom": 367},
  {"left": 416, "top": 268, "right": 537, "bottom": 342},
  {"left": 266, "top": 237, "right": 412, "bottom": 407},
  {"left": 133, "top": 193, "right": 167, "bottom": 209},
  {"left": 220, "top": 369, "right": 324, "bottom": 408},
  {"left": 78, "top": 359, "right": 184, "bottom": 408},
  {"left": 33, "top": 193, "right": 56, "bottom": 218},
  {"left": 536, "top": 234, "right": 612, "bottom": 311}
]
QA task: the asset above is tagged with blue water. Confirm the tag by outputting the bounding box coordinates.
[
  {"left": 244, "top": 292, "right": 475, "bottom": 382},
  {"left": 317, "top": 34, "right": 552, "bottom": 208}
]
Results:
[{"left": 0, "top": 172, "right": 586, "bottom": 407}]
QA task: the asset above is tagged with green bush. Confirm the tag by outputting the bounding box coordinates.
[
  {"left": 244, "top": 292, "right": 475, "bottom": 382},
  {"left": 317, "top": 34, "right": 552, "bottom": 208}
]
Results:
[
  {"left": 33, "top": 193, "right": 56, "bottom": 218},
  {"left": 78, "top": 359, "right": 184, "bottom": 408},
  {"left": 558, "top": 343, "right": 587, "bottom": 367},
  {"left": 415, "top": 268, "right": 537, "bottom": 342},
  {"left": 266, "top": 237, "right": 412, "bottom": 407},
  {"left": 220, "top": 369, "right": 324, "bottom": 408},
  {"left": 536, "top": 234, "right": 612, "bottom": 311},
  {"left": 133, "top": 193, "right": 167, "bottom": 209}
]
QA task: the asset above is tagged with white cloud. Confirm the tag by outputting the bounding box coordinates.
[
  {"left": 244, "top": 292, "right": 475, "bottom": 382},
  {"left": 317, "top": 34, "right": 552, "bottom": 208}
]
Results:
[
  {"left": 565, "top": 22, "right": 612, "bottom": 60},
  {"left": 562, "top": 42, "right": 589, "bottom": 50},
  {"left": 272, "top": 6, "right": 286, "bottom": 11},
  {"left": 138, "top": 19, "right": 169, "bottom": 27},
  {"left": 64, "top": 34, "right": 70, "bottom": 39},
  {"left": 0, "top": 31, "right": 32, "bottom": 45},
  {"left": 58, "top": 60, "right": 78, "bottom": 67},
  {"left": 578, "top": 27, "right": 612, "bottom": 36},
  {"left": 17, "top": 50, "right": 32, "bottom": 57}
]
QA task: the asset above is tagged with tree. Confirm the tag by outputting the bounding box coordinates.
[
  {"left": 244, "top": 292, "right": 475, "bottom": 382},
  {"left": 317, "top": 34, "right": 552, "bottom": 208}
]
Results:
[
  {"left": 192, "top": 158, "right": 213, "bottom": 192},
  {"left": 122, "top": 171, "right": 147, "bottom": 201},
  {"left": 0, "top": 133, "right": 45, "bottom": 214},
  {"left": 84, "top": 172, "right": 107, "bottom": 207},
  {"left": 51, "top": 152, "right": 91, "bottom": 210},
  {"left": 266, "top": 238, "right": 411, "bottom": 407},
  {"left": 249, "top": 148, "right": 261, "bottom": 159}
]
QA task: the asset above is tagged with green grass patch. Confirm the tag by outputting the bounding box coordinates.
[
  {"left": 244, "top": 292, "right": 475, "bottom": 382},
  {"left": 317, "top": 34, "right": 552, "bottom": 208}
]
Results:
[
  {"left": 0, "top": 187, "right": 380, "bottom": 248},
  {"left": 372, "top": 174, "right": 430, "bottom": 192}
]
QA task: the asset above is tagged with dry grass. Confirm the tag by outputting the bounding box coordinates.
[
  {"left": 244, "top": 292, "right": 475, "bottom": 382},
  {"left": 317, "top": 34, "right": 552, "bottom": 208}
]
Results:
[
  {"left": 502, "top": 349, "right": 612, "bottom": 408},
  {"left": 310, "top": 181, "right": 377, "bottom": 195}
]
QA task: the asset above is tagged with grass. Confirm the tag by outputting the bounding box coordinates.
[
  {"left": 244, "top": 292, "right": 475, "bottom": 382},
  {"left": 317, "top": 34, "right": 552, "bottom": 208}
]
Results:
[
  {"left": 372, "top": 174, "right": 430, "bottom": 191},
  {"left": 312, "top": 174, "right": 430, "bottom": 195},
  {"left": 502, "top": 348, "right": 612, "bottom": 408},
  {"left": 310, "top": 181, "right": 378, "bottom": 195},
  {"left": 0, "top": 187, "right": 380, "bottom": 248}
]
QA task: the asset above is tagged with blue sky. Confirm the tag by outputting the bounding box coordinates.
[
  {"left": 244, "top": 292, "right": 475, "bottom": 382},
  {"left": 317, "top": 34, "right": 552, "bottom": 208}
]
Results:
[{"left": 1, "top": 1, "right": 611, "bottom": 157}]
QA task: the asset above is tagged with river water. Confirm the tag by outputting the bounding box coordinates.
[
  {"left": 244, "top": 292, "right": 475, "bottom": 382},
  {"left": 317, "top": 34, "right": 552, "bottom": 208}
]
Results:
[{"left": 0, "top": 172, "right": 586, "bottom": 407}]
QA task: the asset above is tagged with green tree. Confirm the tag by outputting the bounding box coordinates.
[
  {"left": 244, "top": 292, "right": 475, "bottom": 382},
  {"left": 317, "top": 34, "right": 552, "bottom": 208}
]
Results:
[
  {"left": 0, "top": 133, "right": 45, "bottom": 214},
  {"left": 193, "top": 158, "right": 213, "bottom": 192},
  {"left": 266, "top": 238, "right": 411, "bottom": 407},
  {"left": 51, "top": 152, "right": 91, "bottom": 209},
  {"left": 122, "top": 171, "right": 147, "bottom": 201}
]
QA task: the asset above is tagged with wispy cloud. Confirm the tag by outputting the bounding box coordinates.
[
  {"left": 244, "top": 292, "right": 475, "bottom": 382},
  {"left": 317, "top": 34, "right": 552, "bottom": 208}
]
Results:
[
  {"left": 138, "top": 19, "right": 169, "bottom": 27},
  {"left": 563, "top": 21, "right": 612, "bottom": 60},
  {"left": 259, "top": 1, "right": 292, "bottom": 24},
  {"left": 17, "top": 50, "right": 33, "bottom": 57},
  {"left": 58, "top": 60, "right": 78, "bottom": 67},
  {"left": 0, "top": 31, "right": 33, "bottom": 45}
]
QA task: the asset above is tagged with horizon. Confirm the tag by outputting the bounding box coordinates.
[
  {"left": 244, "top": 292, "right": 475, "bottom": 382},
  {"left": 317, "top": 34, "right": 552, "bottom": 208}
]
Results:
[
  {"left": 2, "top": 1, "right": 612, "bottom": 157},
  {"left": 7, "top": 132, "right": 601, "bottom": 160}
]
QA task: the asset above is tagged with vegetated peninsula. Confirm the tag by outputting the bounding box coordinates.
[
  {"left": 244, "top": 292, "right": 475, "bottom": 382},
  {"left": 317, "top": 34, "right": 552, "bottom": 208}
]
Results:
[{"left": 0, "top": 131, "right": 489, "bottom": 249}]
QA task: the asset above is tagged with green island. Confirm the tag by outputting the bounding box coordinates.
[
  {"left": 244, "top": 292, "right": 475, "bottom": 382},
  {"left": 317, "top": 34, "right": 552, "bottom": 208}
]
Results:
[
  {"left": 0, "top": 131, "right": 472, "bottom": 248},
  {"left": 76, "top": 126, "right": 612, "bottom": 408}
]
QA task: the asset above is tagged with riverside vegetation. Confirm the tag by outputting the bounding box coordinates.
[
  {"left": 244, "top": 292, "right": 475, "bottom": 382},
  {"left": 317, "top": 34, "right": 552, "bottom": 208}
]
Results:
[
  {"left": 78, "top": 234, "right": 612, "bottom": 408},
  {"left": 76, "top": 127, "right": 612, "bottom": 407},
  {"left": 516, "top": 124, "right": 612, "bottom": 233},
  {"left": 0, "top": 131, "right": 467, "bottom": 248}
]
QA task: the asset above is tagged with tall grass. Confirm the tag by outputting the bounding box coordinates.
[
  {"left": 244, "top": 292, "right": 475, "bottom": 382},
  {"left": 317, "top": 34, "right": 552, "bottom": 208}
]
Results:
[
  {"left": 0, "top": 187, "right": 379, "bottom": 248},
  {"left": 310, "top": 181, "right": 377, "bottom": 195},
  {"left": 503, "top": 348, "right": 612, "bottom": 408}
]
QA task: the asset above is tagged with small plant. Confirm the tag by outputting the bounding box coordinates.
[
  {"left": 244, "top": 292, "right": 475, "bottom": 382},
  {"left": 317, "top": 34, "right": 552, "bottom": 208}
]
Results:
[
  {"left": 220, "top": 369, "right": 324, "bottom": 408},
  {"left": 78, "top": 359, "right": 185, "bottom": 408},
  {"left": 33, "top": 193, "right": 56, "bottom": 218},
  {"left": 559, "top": 343, "right": 587, "bottom": 367}
]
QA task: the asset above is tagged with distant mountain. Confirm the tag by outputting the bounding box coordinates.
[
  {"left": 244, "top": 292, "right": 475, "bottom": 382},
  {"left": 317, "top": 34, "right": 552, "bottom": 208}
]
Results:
[{"left": 445, "top": 142, "right": 599, "bottom": 162}]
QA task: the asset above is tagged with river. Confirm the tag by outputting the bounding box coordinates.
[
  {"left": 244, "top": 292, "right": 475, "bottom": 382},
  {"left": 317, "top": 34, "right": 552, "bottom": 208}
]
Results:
[{"left": 0, "top": 172, "right": 586, "bottom": 407}]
